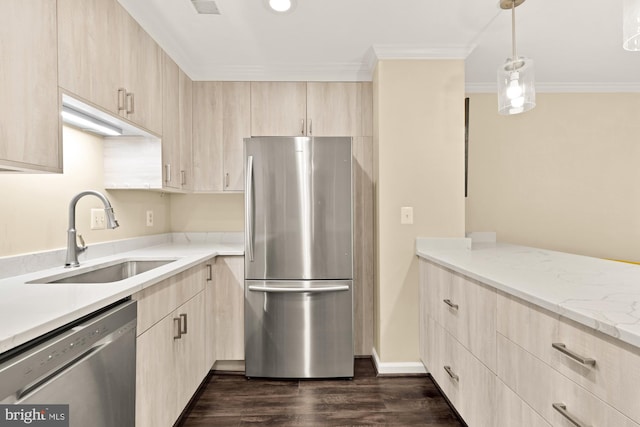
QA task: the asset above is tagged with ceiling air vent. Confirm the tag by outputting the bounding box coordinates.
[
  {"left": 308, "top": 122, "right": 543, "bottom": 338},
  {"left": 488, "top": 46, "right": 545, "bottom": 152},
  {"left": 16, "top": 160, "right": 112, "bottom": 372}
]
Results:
[{"left": 191, "top": 0, "right": 220, "bottom": 14}]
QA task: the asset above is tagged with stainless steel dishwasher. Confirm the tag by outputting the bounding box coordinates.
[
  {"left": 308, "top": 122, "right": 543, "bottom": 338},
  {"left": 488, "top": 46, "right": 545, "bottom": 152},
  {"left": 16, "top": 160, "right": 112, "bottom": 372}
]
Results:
[{"left": 0, "top": 299, "right": 137, "bottom": 427}]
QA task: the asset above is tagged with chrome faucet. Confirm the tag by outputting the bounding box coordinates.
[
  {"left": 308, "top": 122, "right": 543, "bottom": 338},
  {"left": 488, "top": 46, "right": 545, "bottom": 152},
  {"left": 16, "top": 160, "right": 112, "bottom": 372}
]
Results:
[{"left": 65, "top": 190, "right": 119, "bottom": 268}]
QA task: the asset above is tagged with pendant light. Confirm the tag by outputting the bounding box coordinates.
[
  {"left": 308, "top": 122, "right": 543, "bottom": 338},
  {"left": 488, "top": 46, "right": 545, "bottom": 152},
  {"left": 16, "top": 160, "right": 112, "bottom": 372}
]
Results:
[
  {"left": 497, "top": 0, "right": 536, "bottom": 115},
  {"left": 623, "top": 0, "right": 640, "bottom": 50}
]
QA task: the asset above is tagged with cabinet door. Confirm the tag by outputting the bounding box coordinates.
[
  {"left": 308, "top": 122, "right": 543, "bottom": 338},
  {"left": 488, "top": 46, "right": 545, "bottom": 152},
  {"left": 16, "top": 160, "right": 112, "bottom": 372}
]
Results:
[
  {"left": 179, "top": 69, "right": 193, "bottom": 191},
  {"left": 175, "top": 292, "right": 207, "bottom": 413},
  {"left": 222, "top": 82, "right": 251, "bottom": 191},
  {"left": 210, "top": 256, "right": 244, "bottom": 361},
  {"left": 1, "top": 0, "right": 60, "bottom": 172},
  {"left": 58, "top": 0, "right": 121, "bottom": 116},
  {"left": 162, "top": 53, "right": 181, "bottom": 189},
  {"left": 136, "top": 311, "right": 177, "bottom": 427},
  {"left": 306, "top": 82, "right": 360, "bottom": 136},
  {"left": 251, "top": 82, "right": 307, "bottom": 136},
  {"left": 192, "top": 82, "right": 223, "bottom": 192},
  {"left": 120, "top": 6, "right": 163, "bottom": 135}
]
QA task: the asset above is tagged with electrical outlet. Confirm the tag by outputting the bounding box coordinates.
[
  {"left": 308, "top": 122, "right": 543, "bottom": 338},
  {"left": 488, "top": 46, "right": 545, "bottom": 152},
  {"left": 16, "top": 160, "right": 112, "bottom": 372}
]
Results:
[
  {"left": 91, "top": 208, "right": 106, "bottom": 230},
  {"left": 146, "top": 210, "right": 154, "bottom": 227},
  {"left": 400, "top": 206, "right": 413, "bottom": 225}
]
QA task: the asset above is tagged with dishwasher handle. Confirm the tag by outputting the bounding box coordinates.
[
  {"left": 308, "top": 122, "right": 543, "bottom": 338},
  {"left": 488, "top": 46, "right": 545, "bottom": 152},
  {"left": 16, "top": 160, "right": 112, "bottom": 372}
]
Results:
[{"left": 248, "top": 285, "right": 349, "bottom": 293}]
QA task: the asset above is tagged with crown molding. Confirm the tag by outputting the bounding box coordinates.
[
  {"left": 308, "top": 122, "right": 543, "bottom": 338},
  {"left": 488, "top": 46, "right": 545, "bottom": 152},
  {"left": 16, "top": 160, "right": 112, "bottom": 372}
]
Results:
[
  {"left": 466, "top": 82, "right": 640, "bottom": 93},
  {"left": 189, "top": 62, "right": 373, "bottom": 82},
  {"left": 187, "top": 44, "right": 478, "bottom": 82},
  {"left": 371, "top": 44, "right": 476, "bottom": 60}
]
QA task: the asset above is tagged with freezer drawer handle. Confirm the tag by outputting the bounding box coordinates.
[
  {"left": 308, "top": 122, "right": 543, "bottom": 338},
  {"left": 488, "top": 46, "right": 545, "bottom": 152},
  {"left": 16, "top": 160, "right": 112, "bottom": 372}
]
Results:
[
  {"left": 552, "top": 343, "right": 596, "bottom": 367},
  {"left": 248, "top": 285, "right": 349, "bottom": 293},
  {"left": 552, "top": 403, "right": 590, "bottom": 427}
]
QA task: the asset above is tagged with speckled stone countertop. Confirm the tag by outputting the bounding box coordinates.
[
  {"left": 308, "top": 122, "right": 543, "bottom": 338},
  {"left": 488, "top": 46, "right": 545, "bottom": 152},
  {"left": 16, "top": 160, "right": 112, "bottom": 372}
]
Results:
[
  {"left": 416, "top": 236, "right": 640, "bottom": 349},
  {"left": 0, "top": 233, "right": 243, "bottom": 354}
]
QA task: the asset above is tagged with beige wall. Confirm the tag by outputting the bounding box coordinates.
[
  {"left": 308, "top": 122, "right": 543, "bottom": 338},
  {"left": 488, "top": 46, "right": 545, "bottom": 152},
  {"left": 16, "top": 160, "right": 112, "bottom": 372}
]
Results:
[
  {"left": 170, "top": 193, "right": 244, "bottom": 232},
  {"left": 374, "top": 60, "right": 466, "bottom": 362},
  {"left": 466, "top": 93, "right": 640, "bottom": 261},
  {"left": 0, "top": 126, "right": 171, "bottom": 256}
]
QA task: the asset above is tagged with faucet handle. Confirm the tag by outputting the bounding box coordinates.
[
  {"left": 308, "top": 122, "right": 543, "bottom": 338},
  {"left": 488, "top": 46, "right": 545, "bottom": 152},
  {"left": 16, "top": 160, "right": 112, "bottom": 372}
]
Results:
[{"left": 77, "top": 234, "right": 87, "bottom": 252}]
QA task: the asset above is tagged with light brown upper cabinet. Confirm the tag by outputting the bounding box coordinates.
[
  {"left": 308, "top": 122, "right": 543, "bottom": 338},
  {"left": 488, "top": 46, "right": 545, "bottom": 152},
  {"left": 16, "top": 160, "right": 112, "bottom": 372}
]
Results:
[
  {"left": 251, "top": 82, "right": 307, "bottom": 136},
  {"left": 0, "top": 0, "right": 60, "bottom": 173},
  {"left": 307, "top": 82, "right": 368, "bottom": 137},
  {"left": 58, "top": 0, "right": 162, "bottom": 135},
  {"left": 192, "top": 82, "right": 250, "bottom": 192},
  {"left": 162, "top": 54, "right": 181, "bottom": 190},
  {"left": 120, "top": 8, "right": 163, "bottom": 135},
  {"left": 58, "top": 0, "right": 122, "bottom": 119},
  {"left": 179, "top": 69, "right": 194, "bottom": 192},
  {"left": 192, "top": 82, "right": 223, "bottom": 192},
  {"left": 250, "top": 82, "right": 373, "bottom": 137},
  {"left": 223, "top": 82, "right": 251, "bottom": 191}
]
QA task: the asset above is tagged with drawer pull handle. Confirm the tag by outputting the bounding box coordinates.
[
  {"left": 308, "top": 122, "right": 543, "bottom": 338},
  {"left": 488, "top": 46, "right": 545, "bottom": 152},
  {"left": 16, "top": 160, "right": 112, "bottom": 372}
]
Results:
[
  {"left": 173, "top": 318, "right": 182, "bottom": 340},
  {"left": 552, "top": 343, "right": 596, "bottom": 367},
  {"left": 443, "top": 365, "right": 459, "bottom": 382},
  {"left": 552, "top": 403, "right": 590, "bottom": 427},
  {"left": 443, "top": 299, "right": 459, "bottom": 310},
  {"left": 180, "top": 313, "right": 188, "bottom": 334}
]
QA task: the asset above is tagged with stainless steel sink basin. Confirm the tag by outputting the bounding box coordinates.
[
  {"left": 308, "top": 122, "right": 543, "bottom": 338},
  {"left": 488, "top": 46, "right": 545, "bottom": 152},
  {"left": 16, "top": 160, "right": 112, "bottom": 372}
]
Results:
[{"left": 29, "top": 259, "right": 178, "bottom": 284}]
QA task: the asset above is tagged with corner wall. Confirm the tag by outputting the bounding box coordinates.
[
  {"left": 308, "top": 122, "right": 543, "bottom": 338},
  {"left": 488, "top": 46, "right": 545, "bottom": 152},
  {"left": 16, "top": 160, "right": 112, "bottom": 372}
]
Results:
[
  {"left": 373, "top": 60, "right": 466, "bottom": 363},
  {"left": 465, "top": 93, "right": 640, "bottom": 261}
]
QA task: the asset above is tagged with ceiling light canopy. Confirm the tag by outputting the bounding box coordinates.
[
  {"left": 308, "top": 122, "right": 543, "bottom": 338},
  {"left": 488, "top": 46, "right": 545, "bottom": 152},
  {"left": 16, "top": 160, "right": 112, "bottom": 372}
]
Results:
[
  {"left": 623, "top": 0, "right": 640, "bottom": 50},
  {"left": 497, "top": 0, "right": 536, "bottom": 116},
  {"left": 267, "top": 0, "right": 296, "bottom": 13}
]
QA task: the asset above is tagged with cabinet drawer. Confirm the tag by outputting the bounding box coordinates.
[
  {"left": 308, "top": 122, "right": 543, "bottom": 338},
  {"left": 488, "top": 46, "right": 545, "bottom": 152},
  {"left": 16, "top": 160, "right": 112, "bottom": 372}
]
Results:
[
  {"left": 495, "top": 379, "right": 550, "bottom": 427},
  {"left": 429, "top": 318, "right": 496, "bottom": 427},
  {"left": 423, "top": 260, "right": 496, "bottom": 370},
  {"left": 133, "top": 264, "right": 206, "bottom": 335},
  {"left": 497, "top": 333, "right": 639, "bottom": 427},
  {"left": 497, "top": 292, "right": 640, "bottom": 424}
]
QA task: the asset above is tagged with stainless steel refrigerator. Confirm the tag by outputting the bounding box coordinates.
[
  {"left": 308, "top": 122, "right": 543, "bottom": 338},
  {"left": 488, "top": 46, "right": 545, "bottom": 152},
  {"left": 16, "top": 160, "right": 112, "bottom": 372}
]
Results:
[{"left": 244, "top": 136, "right": 354, "bottom": 379}]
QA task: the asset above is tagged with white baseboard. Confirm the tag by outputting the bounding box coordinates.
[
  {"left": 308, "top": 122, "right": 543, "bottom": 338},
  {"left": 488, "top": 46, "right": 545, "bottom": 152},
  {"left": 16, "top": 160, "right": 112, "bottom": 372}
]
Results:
[{"left": 371, "top": 347, "right": 427, "bottom": 375}]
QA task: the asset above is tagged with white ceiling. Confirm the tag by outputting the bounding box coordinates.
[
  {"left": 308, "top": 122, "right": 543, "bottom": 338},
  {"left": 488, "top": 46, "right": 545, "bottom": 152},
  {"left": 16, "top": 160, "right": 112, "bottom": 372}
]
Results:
[{"left": 117, "top": 0, "right": 640, "bottom": 92}]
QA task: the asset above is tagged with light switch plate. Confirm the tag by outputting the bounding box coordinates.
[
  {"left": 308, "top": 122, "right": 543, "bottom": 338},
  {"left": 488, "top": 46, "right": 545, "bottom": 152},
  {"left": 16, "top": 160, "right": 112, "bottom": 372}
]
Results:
[
  {"left": 400, "top": 206, "right": 413, "bottom": 225},
  {"left": 90, "top": 208, "right": 106, "bottom": 230}
]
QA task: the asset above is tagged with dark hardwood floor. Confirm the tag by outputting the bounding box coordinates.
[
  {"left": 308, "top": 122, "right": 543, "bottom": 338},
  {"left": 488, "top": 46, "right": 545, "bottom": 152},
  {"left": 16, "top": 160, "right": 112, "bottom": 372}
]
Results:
[{"left": 177, "top": 358, "right": 464, "bottom": 426}]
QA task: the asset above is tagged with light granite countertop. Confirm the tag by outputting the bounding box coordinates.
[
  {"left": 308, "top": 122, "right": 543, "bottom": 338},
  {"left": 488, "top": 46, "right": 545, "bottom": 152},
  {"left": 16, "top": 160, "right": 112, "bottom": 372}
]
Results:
[
  {"left": 416, "top": 236, "right": 640, "bottom": 350},
  {"left": 0, "top": 235, "right": 243, "bottom": 354}
]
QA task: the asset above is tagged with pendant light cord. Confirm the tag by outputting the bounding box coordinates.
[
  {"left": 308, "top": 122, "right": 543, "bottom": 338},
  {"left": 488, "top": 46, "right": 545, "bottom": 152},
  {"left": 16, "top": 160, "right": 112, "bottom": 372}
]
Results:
[{"left": 511, "top": 0, "right": 517, "bottom": 60}]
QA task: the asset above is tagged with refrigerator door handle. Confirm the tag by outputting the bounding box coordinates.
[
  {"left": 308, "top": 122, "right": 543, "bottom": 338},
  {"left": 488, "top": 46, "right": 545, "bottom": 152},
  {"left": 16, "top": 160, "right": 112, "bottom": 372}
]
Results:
[
  {"left": 246, "top": 155, "right": 255, "bottom": 262},
  {"left": 248, "top": 285, "right": 350, "bottom": 293}
]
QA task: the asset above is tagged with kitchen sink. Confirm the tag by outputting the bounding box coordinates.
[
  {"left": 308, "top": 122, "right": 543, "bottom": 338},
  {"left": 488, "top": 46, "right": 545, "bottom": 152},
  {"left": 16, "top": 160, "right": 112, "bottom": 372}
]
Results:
[{"left": 29, "top": 259, "right": 179, "bottom": 284}]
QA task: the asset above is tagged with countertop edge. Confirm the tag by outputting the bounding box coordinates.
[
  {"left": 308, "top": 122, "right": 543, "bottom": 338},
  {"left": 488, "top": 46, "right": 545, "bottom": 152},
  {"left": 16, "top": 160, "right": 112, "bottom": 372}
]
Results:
[
  {"left": 416, "top": 240, "right": 640, "bottom": 350},
  {"left": 0, "top": 243, "right": 244, "bottom": 355}
]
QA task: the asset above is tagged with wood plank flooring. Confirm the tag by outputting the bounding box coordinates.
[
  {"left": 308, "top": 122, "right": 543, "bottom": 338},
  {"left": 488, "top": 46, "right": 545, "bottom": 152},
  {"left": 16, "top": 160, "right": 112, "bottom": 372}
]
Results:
[{"left": 177, "top": 358, "right": 464, "bottom": 426}]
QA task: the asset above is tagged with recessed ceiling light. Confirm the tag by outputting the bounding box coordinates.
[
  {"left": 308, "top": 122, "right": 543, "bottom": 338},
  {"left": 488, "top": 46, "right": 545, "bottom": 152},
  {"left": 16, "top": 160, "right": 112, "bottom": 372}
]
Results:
[{"left": 266, "top": 0, "right": 296, "bottom": 13}]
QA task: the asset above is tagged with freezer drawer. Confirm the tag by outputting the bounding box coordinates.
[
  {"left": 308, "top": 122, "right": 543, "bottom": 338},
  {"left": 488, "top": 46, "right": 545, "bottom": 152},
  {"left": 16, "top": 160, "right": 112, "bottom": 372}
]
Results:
[{"left": 244, "top": 280, "right": 354, "bottom": 378}]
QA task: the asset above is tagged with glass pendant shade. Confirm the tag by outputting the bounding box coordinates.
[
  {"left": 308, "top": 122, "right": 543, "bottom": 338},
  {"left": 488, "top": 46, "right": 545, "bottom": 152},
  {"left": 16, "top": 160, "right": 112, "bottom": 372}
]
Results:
[
  {"left": 497, "top": 57, "right": 536, "bottom": 115},
  {"left": 623, "top": 0, "right": 640, "bottom": 50}
]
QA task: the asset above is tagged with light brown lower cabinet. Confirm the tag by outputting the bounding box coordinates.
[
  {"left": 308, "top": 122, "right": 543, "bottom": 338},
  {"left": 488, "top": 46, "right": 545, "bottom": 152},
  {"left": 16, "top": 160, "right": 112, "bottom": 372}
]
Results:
[
  {"left": 419, "top": 257, "right": 640, "bottom": 427},
  {"left": 497, "top": 333, "right": 639, "bottom": 427},
  {"left": 134, "top": 262, "right": 209, "bottom": 427},
  {"left": 206, "top": 256, "right": 244, "bottom": 366},
  {"left": 423, "top": 316, "right": 496, "bottom": 427}
]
